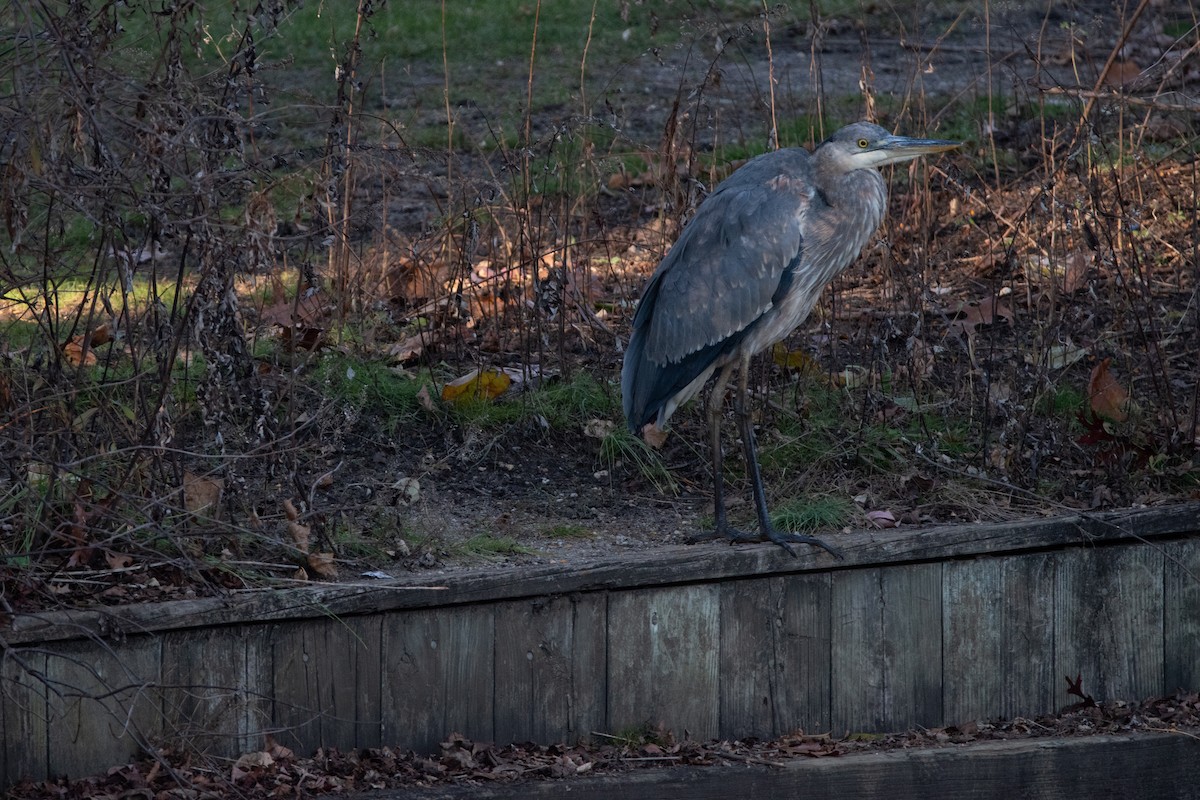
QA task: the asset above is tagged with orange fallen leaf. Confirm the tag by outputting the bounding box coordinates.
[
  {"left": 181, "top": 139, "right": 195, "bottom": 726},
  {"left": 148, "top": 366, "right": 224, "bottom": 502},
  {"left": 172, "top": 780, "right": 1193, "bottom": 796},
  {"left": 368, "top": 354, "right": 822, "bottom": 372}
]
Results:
[
  {"left": 1088, "top": 358, "right": 1130, "bottom": 422},
  {"left": 441, "top": 367, "right": 512, "bottom": 404},
  {"left": 641, "top": 422, "right": 669, "bottom": 449},
  {"left": 63, "top": 337, "right": 97, "bottom": 366},
  {"left": 306, "top": 552, "right": 338, "bottom": 579}
]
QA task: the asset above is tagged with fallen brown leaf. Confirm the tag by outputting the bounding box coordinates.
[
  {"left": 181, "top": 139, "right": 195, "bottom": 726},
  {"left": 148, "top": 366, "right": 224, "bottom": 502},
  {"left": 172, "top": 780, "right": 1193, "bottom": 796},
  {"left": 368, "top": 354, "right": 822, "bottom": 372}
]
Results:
[
  {"left": 641, "top": 422, "right": 669, "bottom": 449},
  {"left": 1088, "top": 358, "right": 1130, "bottom": 422},
  {"left": 183, "top": 471, "right": 223, "bottom": 516},
  {"left": 306, "top": 552, "right": 338, "bottom": 579}
]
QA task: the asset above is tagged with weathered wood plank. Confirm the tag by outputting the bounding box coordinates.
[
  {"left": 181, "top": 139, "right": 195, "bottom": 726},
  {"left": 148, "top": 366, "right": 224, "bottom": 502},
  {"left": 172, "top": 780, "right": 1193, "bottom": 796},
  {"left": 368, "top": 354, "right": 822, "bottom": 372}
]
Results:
[
  {"left": 568, "top": 592, "right": 608, "bottom": 743},
  {"left": 943, "top": 558, "right": 1003, "bottom": 724},
  {"left": 1164, "top": 537, "right": 1200, "bottom": 692},
  {"left": 833, "top": 564, "right": 942, "bottom": 734},
  {"left": 882, "top": 564, "right": 942, "bottom": 730},
  {"left": 999, "top": 552, "right": 1057, "bottom": 719},
  {"left": 271, "top": 615, "right": 383, "bottom": 754},
  {"left": 1054, "top": 544, "right": 1165, "bottom": 705},
  {"left": 493, "top": 594, "right": 605, "bottom": 746},
  {"left": 832, "top": 568, "right": 884, "bottom": 733},
  {"left": 607, "top": 585, "right": 720, "bottom": 740},
  {"left": 360, "top": 733, "right": 1200, "bottom": 800},
  {"left": 9, "top": 504, "right": 1198, "bottom": 646},
  {"left": 1, "top": 648, "right": 48, "bottom": 786},
  {"left": 772, "top": 573, "right": 832, "bottom": 735},
  {"left": 159, "top": 626, "right": 272, "bottom": 758},
  {"left": 720, "top": 574, "right": 833, "bottom": 739},
  {"left": 719, "top": 579, "right": 775, "bottom": 740},
  {"left": 41, "top": 637, "right": 161, "bottom": 779},
  {"left": 379, "top": 606, "right": 495, "bottom": 753}
]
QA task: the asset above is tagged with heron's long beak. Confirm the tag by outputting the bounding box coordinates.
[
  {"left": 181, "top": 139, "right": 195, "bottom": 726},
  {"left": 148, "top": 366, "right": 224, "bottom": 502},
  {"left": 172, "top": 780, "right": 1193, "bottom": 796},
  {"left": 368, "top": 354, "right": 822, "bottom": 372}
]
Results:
[{"left": 870, "top": 134, "right": 962, "bottom": 165}]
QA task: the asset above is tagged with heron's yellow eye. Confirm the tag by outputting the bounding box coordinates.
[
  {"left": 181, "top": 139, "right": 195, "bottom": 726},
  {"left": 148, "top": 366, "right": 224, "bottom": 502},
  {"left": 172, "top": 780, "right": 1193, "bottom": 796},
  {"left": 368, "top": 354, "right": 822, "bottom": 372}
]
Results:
[{"left": 857, "top": 138, "right": 869, "bottom": 148}]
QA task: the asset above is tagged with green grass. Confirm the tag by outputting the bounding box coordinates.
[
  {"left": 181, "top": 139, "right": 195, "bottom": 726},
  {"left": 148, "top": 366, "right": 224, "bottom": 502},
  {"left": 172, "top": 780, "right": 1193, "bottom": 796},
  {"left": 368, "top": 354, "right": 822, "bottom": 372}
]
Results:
[
  {"left": 770, "top": 494, "right": 855, "bottom": 534},
  {"left": 454, "top": 533, "right": 540, "bottom": 559},
  {"left": 541, "top": 523, "right": 593, "bottom": 539}
]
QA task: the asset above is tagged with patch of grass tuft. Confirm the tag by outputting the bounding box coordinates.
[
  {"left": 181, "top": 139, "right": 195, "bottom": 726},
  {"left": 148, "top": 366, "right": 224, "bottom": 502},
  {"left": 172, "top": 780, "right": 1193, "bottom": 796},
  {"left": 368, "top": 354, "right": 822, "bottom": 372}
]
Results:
[{"left": 770, "top": 495, "right": 855, "bottom": 535}]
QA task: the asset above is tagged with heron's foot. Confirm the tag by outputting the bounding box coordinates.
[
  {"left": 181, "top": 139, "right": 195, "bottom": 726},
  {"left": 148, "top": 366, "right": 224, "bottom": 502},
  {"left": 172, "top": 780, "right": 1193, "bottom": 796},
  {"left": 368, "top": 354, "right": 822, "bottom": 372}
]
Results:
[{"left": 687, "top": 525, "right": 844, "bottom": 560}]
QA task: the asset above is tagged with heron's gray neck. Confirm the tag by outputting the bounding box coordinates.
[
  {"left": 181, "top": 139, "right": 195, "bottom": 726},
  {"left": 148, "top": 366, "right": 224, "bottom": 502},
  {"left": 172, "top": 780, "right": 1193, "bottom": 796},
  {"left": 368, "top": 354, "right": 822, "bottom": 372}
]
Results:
[{"left": 811, "top": 159, "right": 889, "bottom": 267}]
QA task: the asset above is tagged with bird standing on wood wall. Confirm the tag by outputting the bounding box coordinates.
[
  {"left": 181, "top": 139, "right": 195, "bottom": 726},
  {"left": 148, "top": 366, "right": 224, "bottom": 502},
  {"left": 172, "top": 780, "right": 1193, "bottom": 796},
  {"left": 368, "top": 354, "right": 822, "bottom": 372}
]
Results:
[{"left": 622, "top": 122, "right": 961, "bottom": 557}]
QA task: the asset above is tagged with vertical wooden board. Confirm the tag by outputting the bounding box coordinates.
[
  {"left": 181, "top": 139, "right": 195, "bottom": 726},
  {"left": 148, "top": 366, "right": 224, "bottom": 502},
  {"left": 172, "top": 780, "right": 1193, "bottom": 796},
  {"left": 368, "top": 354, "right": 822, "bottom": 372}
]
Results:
[
  {"left": 1055, "top": 545, "right": 1165, "bottom": 705},
  {"left": 943, "top": 558, "right": 1003, "bottom": 724},
  {"left": 719, "top": 579, "right": 776, "bottom": 740},
  {"left": 2, "top": 649, "right": 48, "bottom": 785},
  {"left": 760, "top": 573, "right": 833, "bottom": 737},
  {"left": 568, "top": 592, "right": 608, "bottom": 743},
  {"left": 831, "top": 568, "right": 884, "bottom": 734},
  {"left": 272, "top": 615, "right": 383, "bottom": 754},
  {"left": 607, "top": 585, "right": 720, "bottom": 740},
  {"left": 493, "top": 597, "right": 573, "bottom": 745},
  {"left": 1164, "top": 537, "right": 1200, "bottom": 692},
  {"left": 492, "top": 594, "right": 607, "bottom": 745},
  {"left": 160, "top": 626, "right": 272, "bottom": 758},
  {"left": 881, "top": 563, "right": 943, "bottom": 731},
  {"left": 380, "top": 606, "right": 495, "bottom": 753},
  {"left": 44, "top": 637, "right": 161, "bottom": 780},
  {"left": 1000, "top": 552, "right": 1056, "bottom": 718},
  {"left": 720, "top": 575, "right": 832, "bottom": 738}
]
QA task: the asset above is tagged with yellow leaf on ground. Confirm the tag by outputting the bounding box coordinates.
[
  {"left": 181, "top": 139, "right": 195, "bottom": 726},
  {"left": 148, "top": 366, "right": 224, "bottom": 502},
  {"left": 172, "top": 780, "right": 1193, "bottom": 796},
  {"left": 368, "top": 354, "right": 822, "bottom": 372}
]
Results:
[
  {"left": 441, "top": 367, "right": 512, "bottom": 404},
  {"left": 1088, "top": 358, "right": 1130, "bottom": 422},
  {"left": 771, "top": 342, "right": 821, "bottom": 373}
]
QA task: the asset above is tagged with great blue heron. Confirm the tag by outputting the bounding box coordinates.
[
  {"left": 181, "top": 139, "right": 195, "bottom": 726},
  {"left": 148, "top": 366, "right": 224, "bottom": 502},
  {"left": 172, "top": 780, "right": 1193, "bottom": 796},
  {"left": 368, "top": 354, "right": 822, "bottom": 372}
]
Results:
[{"left": 622, "top": 122, "right": 960, "bottom": 557}]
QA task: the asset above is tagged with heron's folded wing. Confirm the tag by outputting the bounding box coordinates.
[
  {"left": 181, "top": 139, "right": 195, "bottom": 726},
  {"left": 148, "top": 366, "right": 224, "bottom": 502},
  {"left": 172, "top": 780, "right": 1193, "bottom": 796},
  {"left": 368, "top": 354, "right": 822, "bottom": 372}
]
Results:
[{"left": 643, "top": 173, "right": 812, "bottom": 366}]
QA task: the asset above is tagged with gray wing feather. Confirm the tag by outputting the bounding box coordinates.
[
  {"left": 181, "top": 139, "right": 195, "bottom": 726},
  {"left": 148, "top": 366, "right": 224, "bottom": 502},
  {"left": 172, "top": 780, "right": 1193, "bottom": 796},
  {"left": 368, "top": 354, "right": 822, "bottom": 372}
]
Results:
[{"left": 641, "top": 150, "right": 815, "bottom": 366}]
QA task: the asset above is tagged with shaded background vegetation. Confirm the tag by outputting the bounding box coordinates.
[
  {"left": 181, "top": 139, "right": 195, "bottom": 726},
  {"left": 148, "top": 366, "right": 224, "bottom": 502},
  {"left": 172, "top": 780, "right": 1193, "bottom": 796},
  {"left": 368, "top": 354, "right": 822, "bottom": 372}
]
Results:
[{"left": 1, "top": 0, "right": 1198, "bottom": 605}]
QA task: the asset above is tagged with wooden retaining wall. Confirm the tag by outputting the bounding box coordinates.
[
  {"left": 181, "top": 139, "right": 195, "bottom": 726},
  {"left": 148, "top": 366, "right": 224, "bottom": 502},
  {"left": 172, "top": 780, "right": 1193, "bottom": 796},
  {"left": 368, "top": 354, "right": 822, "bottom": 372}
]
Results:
[{"left": 2, "top": 503, "right": 1199, "bottom": 786}]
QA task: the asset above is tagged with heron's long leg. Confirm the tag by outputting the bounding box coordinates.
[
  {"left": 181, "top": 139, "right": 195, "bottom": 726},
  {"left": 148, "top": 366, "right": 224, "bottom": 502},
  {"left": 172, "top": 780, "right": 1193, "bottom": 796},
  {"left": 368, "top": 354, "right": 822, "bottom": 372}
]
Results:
[
  {"left": 706, "top": 361, "right": 738, "bottom": 533},
  {"left": 732, "top": 357, "right": 844, "bottom": 560}
]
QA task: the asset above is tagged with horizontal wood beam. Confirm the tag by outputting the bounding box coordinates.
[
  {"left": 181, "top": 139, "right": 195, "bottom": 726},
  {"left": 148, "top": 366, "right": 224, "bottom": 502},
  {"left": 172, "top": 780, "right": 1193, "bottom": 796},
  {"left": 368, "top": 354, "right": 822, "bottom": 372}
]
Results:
[{"left": 7, "top": 502, "right": 1200, "bottom": 645}]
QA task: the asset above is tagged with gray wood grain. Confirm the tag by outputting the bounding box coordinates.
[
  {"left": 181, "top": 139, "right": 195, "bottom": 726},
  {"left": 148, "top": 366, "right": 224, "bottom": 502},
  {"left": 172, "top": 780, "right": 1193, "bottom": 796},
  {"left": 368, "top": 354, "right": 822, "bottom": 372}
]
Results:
[
  {"left": 271, "top": 615, "right": 383, "bottom": 754},
  {"left": 1, "top": 648, "right": 47, "bottom": 787},
  {"left": 159, "top": 626, "right": 272, "bottom": 757},
  {"left": 772, "top": 572, "right": 833, "bottom": 734},
  {"left": 882, "top": 563, "right": 942, "bottom": 730},
  {"left": 999, "top": 552, "right": 1056, "bottom": 718},
  {"left": 719, "top": 578, "right": 775, "bottom": 740},
  {"left": 493, "top": 598, "right": 568, "bottom": 745},
  {"left": 1054, "top": 544, "right": 1164, "bottom": 705},
  {"left": 831, "top": 568, "right": 884, "bottom": 733},
  {"left": 607, "top": 585, "right": 720, "bottom": 741},
  {"left": 43, "top": 637, "right": 161, "bottom": 778},
  {"left": 380, "top": 605, "right": 495, "bottom": 753},
  {"left": 944, "top": 557, "right": 1003, "bottom": 724},
  {"left": 1164, "top": 537, "right": 1200, "bottom": 692},
  {"left": 720, "top": 572, "right": 835, "bottom": 739}
]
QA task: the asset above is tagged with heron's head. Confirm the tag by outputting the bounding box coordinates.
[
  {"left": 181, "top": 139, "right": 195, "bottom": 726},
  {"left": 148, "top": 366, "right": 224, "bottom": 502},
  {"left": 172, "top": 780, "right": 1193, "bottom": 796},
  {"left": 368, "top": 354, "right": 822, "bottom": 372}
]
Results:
[{"left": 819, "top": 122, "right": 961, "bottom": 172}]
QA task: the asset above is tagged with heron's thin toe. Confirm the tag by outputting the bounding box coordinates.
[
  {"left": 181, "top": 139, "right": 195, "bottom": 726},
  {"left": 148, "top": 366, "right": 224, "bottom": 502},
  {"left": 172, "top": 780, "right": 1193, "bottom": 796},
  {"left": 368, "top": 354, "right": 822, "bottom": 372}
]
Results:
[{"left": 763, "top": 527, "right": 844, "bottom": 560}]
